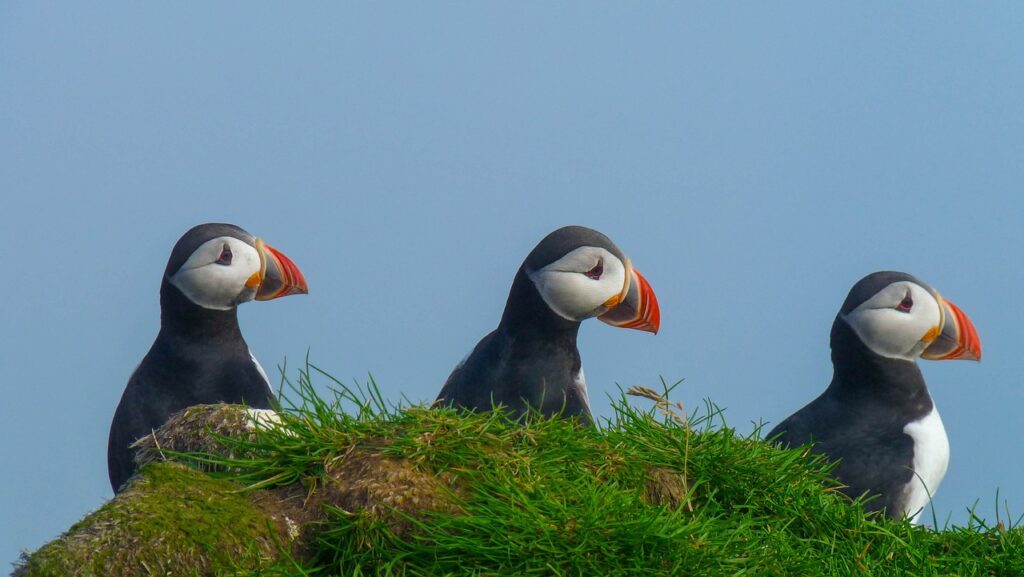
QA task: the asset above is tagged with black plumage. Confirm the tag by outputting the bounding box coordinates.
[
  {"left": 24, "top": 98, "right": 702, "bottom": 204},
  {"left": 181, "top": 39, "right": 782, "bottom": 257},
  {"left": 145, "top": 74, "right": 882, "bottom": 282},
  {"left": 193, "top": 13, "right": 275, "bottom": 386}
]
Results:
[
  {"left": 436, "top": 226, "right": 658, "bottom": 425},
  {"left": 437, "top": 262, "right": 593, "bottom": 423},
  {"left": 767, "top": 314, "right": 933, "bottom": 515}
]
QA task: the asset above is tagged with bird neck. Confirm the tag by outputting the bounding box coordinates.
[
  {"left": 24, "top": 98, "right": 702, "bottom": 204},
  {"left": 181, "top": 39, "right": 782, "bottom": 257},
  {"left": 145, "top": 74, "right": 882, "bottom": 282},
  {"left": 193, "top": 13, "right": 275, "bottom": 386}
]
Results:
[
  {"left": 498, "top": 268, "right": 582, "bottom": 344},
  {"left": 827, "top": 319, "right": 932, "bottom": 410},
  {"left": 158, "top": 278, "right": 244, "bottom": 345}
]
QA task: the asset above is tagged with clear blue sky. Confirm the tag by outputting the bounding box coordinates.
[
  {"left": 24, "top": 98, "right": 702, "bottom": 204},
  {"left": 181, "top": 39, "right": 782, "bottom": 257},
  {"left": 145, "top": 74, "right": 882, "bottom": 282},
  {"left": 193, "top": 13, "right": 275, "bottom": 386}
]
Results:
[{"left": 2, "top": 2, "right": 1022, "bottom": 564}]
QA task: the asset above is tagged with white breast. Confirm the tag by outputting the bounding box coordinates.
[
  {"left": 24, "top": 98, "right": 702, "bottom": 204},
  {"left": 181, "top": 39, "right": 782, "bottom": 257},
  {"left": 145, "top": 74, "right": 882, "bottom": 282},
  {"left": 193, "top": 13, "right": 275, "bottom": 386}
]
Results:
[
  {"left": 901, "top": 406, "right": 950, "bottom": 523},
  {"left": 249, "top": 350, "right": 271, "bottom": 388},
  {"left": 573, "top": 368, "right": 592, "bottom": 413}
]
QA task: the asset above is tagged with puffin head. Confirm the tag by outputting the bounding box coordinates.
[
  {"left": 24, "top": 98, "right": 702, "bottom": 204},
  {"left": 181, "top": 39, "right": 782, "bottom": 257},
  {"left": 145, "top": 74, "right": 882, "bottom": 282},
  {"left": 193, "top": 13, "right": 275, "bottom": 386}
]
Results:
[
  {"left": 523, "top": 226, "right": 660, "bottom": 333},
  {"left": 837, "top": 271, "right": 980, "bottom": 363},
  {"left": 165, "top": 223, "right": 308, "bottom": 311}
]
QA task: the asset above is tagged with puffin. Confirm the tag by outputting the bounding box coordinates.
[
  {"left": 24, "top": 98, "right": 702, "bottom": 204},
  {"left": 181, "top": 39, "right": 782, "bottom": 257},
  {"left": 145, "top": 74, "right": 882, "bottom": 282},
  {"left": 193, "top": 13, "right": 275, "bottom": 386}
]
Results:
[
  {"left": 767, "top": 271, "right": 981, "bottom": 522},
  {"left": 107, "top": 223, "right": 308, "bottom": 493},
  {"left": 435, "top": 226, "right": 660, "bottom": 425}
]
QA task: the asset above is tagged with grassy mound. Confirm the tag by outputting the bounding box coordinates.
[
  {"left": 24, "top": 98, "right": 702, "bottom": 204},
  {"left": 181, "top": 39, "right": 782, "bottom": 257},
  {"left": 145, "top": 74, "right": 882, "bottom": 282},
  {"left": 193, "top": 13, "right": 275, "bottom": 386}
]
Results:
[
  {"left": 14, "top": 363, "right": 1024, "bottom": 576},
  {"left": 13, "top": 463, "right": 300, "bottom": 577}
]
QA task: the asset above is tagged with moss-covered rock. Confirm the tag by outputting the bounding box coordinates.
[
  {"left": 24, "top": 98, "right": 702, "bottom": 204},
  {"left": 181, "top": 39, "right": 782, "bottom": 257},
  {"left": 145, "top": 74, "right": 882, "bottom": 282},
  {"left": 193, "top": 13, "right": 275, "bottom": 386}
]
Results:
[
  {"left": 13, "top": 462, "right": 302, "bottom": 577},
  {"left": 132, "top": 404, "right": 280, "bottom": 471}
]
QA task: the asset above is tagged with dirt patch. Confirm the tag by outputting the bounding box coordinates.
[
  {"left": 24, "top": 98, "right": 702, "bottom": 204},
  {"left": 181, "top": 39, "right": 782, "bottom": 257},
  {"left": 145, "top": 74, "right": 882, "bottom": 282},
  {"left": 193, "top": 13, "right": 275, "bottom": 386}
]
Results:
[
  {"left": 644, "top": 466, "right": 692, "bottom": 510},
  {"left": 316, "top": 448, "right": 462, "bottom": 537}
]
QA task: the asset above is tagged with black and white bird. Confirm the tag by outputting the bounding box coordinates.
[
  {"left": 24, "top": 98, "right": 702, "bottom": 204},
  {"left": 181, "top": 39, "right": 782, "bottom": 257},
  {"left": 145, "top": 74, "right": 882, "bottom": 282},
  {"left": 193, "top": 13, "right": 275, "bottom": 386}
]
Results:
[
  {"left": 767, "top": 271, "right": 981, "bottom": 522},
  {"left": 107, "top": 223, "right": 308, "bottom": 493},
  {"left": 435, "top": 226, "right": 660, "bottom": 425}
]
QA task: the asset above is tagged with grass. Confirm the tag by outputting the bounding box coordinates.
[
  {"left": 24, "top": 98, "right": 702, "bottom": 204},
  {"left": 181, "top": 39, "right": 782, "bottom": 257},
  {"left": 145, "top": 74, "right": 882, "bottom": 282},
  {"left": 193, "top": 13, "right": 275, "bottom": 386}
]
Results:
[{"left": 15, "top": 361, "right": 1024, "bottom": 576}]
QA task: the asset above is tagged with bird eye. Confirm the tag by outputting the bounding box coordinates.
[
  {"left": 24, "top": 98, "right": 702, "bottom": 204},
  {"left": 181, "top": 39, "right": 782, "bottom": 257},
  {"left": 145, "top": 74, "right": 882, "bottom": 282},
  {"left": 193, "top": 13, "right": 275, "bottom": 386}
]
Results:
[
  {"left": 584, "top": 260, "right": 603, "bottom": 280},
  {"left": 896, "top": 291, "right": 913, "bottom": 313},
  {"left": 215, "top": 244, "right": 232, "bottom": 266}
]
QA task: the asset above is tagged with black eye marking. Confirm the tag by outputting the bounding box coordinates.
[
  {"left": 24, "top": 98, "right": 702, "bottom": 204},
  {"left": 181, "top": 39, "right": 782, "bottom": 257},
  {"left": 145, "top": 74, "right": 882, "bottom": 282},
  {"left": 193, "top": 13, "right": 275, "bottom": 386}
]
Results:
[
  {"left": 584, "top": 259, "right": 603, "bottom": 280},
  {"left": 896, "top": 290, "right": 913, "bottom": 313},
  {"left": 215, "top": 243, "right": 233, "bottom": 266}
]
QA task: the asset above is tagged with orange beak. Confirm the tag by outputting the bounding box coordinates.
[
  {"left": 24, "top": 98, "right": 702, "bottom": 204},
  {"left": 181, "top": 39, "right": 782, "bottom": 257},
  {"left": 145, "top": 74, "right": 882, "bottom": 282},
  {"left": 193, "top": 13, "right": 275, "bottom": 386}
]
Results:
[
  {"left": 921, "top": 297, "right": 981, "bottom": 361},
  {"left": 598, "top": 267, "right": 660, "bottom": 334},
  {"left": 253, "top": 239, "right": 309, "bottom": 300}
]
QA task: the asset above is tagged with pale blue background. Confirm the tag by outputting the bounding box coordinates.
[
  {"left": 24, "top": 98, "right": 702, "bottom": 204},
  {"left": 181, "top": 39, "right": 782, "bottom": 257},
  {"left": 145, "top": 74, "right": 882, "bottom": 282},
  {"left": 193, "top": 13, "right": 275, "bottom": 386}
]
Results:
[{"left": 2, "top": 2, "right": 1022, "bottom": 565}]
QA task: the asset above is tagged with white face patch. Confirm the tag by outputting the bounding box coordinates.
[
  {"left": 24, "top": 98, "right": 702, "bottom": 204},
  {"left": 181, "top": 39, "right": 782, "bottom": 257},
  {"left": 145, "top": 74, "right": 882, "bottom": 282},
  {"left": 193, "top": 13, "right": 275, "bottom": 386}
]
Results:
[
  {"left": 169, "top": 236, "right": 262, "bottom": 310},
  {"left": 901, "top": 406, "right": 949, "bottom": 523},
  {"left": 843, "top": 281, "right": 942, "bottom": 361},
  {"left": 527, "top": 246, "right": 627, "bottom": 322}
]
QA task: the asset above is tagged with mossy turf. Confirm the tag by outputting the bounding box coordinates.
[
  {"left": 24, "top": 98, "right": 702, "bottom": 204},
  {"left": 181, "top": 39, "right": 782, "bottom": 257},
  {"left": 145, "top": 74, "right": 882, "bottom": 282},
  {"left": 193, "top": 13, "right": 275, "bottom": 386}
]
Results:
[
  {"left": 15, "top": 363, "right": 1024, "bottom": 576},
  {"left": 14, "top": 463, "right": 286, "bottom": 577}
]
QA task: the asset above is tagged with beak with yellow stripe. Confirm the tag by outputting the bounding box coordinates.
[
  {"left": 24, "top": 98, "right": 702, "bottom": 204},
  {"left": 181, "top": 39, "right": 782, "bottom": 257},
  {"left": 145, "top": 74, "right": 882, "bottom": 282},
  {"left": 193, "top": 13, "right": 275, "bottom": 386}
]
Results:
[
  {"left": 920, "top": 296, "right": 981, "bottom": 361},
  {"left": 251, "top": 239, "right": 309, "bottom": 301},
  {"left": 597, "top": 262, "right": 660, "bottom": 334}
]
